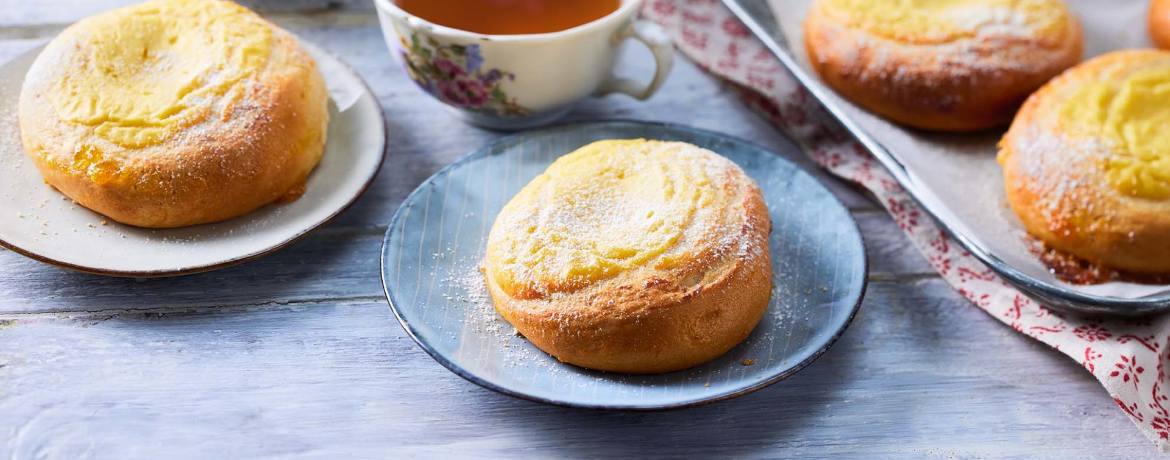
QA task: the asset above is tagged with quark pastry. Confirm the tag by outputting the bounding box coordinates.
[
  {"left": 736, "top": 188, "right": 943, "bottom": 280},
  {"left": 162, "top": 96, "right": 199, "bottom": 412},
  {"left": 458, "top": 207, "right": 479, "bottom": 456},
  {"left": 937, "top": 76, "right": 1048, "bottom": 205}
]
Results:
[
  {"left": 804, "top": 0, "right": 1083, "bottom": 132},
  {"left": 484, "top": 140, "right": 773, "bottom": 374},
  {"left": 19, "top": 0, "right": 329, "bottom": 228},
  {"left": 999, "top": 50, "right": 1170, "bottom": 277},
  {"left": 1152, "top": 0, "right": 1170, "bottom": 50}
]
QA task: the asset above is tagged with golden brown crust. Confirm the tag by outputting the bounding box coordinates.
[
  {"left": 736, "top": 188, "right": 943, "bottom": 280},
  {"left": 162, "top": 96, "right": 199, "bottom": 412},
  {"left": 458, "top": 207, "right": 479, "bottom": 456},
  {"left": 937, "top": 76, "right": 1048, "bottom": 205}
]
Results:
[
  {"left": 804, "top": 0, "right": 1083, "bottom": 132},
  {"left": 18, "top": 3, "right": 329, "bottom": 228},
  {"left": 484, "top": 149, "right": 772, "bottom": 374},
  {"left": 1153, "top": 0, "right": 1170, "bottom": 50},
  {"left": 999, "top": 50, "right": 1170, "bottom": 274}
]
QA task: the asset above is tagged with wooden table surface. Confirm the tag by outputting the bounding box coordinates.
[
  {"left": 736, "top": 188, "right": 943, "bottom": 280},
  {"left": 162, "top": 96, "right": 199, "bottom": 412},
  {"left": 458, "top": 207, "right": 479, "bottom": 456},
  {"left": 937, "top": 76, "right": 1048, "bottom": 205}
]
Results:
[{"left": 0, "top": 1, "right": 1159, "bottom": 458}]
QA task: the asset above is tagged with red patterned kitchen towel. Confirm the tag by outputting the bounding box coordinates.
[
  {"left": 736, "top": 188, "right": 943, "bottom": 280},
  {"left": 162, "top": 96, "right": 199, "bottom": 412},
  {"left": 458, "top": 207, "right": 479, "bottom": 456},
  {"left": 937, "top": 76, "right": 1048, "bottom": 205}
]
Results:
[{"left": 641, "top": 0, "right": 1170, "bottom": 450}]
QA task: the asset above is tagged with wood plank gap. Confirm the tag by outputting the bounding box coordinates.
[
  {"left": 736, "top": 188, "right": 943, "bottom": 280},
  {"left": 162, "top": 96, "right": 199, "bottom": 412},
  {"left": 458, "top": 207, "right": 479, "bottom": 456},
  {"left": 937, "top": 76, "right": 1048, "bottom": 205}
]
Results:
[
  {"left": 312, "top": 225, "right": 388, "bottom": 238},
  {"left": 0, "top": 295, "right": 388, "bottom": 319}
]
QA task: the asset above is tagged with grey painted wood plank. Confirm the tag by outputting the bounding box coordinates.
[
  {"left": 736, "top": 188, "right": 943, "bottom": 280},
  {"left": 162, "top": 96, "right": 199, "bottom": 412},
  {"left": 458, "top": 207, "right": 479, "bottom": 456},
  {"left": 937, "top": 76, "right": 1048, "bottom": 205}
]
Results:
[
  {"left": 0, "top": 38, "right": 42, "bottom": 64},
  {"left": 855, "top": 209, "right": 936, "bottom": 278},
  {"left": 0, "top": 279, "right": 1152, "bottom": 458},
  {"left": 0, "top": 208, "right": 931, "bottom": 315},
  {"left": 0, "top": 229, "right": 384, "bottom": 314}
]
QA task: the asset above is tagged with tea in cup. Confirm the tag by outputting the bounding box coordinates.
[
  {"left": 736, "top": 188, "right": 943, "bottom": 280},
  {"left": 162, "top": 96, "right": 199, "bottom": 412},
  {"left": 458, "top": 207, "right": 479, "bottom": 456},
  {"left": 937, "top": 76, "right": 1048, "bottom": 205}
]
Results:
[{"left": 374, "top": 0, "right": 674, "bottom": 129}]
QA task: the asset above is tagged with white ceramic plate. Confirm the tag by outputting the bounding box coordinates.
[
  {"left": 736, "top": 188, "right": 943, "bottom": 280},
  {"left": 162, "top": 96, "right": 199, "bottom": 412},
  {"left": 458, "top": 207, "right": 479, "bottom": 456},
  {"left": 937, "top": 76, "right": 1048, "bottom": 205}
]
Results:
[{"left": 0, "top": 43, "right": 387, "bottom": 276}]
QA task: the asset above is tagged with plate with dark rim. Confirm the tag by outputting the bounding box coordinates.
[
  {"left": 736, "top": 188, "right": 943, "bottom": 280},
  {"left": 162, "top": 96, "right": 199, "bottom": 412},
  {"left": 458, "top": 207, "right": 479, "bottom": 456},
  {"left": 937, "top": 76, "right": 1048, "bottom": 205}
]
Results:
[
  {"left": 0, "top": 42, "right": 387, "bottom": 277},
  {"left": 380, "top": 120, "right": 866, "bottom": 409}
]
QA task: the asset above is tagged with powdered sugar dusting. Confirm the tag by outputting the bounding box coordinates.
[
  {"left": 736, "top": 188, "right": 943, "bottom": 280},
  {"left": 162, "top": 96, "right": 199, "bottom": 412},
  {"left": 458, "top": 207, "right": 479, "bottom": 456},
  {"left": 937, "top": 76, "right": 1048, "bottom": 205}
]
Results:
[
  {"left": 486, "top": 140, "right": 768, "bottom": 301},
  {"left": 1007, "top": 126, "right": 1115, "bottom": 230}
]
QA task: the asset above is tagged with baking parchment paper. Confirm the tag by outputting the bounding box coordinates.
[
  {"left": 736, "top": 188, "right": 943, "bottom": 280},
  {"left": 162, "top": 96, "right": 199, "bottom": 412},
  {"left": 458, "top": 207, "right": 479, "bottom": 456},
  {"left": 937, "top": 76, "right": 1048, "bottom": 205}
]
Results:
[{"left": 768, "top": 0, "right": 1164, "bottom": 298}]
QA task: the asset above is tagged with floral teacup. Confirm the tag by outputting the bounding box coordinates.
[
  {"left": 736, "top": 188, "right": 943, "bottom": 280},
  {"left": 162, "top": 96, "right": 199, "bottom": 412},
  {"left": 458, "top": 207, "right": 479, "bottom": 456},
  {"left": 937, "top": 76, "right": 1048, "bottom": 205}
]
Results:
[{"left": 374, "top": 0, "right": 674, "bottom": 130}]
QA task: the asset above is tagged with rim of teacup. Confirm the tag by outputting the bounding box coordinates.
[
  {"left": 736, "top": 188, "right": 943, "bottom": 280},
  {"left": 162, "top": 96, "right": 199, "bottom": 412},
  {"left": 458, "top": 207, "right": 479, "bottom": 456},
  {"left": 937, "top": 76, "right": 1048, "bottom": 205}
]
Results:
[{"left": 372, "top": 0, "right": 644, "bottom": 42}]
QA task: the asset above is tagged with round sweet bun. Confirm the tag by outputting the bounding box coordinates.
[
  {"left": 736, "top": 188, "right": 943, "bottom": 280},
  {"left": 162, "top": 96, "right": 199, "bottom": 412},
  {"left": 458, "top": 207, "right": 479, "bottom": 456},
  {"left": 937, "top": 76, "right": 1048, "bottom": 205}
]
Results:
[
  {"left": 999, "top": 50, "right": 1170, "bottom": 274},
  {"left": 804, "top": 0, "right": 1083, "bottom": 132},
  {"left": 1152, "top": 0, "right": 1170, "bottom": 50},
  {"left": 19, "top": 0, "right": 329, "bottom": 228},
  {"left": 484, "top": 140, "right": 773, "bottom": 374}
]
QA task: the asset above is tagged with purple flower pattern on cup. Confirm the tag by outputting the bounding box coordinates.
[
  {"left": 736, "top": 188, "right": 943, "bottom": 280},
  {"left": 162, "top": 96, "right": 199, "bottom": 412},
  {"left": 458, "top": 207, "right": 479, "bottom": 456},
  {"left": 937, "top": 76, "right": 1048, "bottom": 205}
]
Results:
[
  {"left": 464, "top": 44, "right": 484, "bottom": 74},
  {"left": 433, "top": 58, "right": 466, "bottom": 78},
  {"left": 398, "top": 33, "right": 529, "bottom": 116}
]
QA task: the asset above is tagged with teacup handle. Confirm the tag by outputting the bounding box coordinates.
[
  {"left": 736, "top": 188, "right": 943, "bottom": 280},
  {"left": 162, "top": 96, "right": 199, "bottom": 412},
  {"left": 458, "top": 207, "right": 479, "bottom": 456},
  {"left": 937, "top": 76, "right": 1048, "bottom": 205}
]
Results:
[{"left": 596, "top": 21, "right": 675, "bottom": 100}]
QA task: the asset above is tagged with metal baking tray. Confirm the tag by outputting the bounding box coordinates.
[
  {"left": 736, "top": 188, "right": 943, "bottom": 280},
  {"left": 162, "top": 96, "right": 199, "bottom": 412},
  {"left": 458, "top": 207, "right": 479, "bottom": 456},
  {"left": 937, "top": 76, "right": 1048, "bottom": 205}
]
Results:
[{"left": 723, "top": 0, "right": 1170, "bottom": 315}]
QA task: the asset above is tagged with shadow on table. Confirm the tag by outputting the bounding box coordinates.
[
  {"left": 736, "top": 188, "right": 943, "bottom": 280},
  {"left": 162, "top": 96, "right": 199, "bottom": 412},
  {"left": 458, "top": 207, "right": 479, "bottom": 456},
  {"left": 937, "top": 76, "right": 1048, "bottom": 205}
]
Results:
[
  {"left": 0, "top": 115, "right": 451, "bottom": 314},
  {"left": 3, "top": 225, "right": 378, "bottom": 312},
  {"left": 475, "top": 336, "right": 859, "bottom": 458}
]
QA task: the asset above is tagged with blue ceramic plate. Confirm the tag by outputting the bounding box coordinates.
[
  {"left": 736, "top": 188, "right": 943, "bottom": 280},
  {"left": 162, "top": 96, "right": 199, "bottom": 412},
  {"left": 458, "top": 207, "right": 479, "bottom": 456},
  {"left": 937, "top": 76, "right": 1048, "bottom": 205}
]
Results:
[{"left": 380, "top": 121, "right": 866, "bottom": 409}]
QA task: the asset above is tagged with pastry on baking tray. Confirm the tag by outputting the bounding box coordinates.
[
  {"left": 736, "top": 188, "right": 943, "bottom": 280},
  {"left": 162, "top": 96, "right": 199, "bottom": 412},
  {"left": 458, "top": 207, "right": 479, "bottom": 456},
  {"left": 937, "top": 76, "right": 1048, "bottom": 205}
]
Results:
[
  {"left": 484, "top": 140, "right": 773, "bottom": 374},
  {"left": 999, "top": 50, "right": 1170, "bottom": 276},
  {"left": 19, "top": 0, "right": 329, "bottom": 228},
  {"left": 804, "top": 0, "right": 1083, "bottom": 132},
  {"left": 1152, "top": 0, "right": 1170, "bottom": 50}
]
